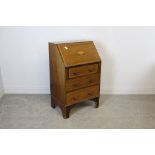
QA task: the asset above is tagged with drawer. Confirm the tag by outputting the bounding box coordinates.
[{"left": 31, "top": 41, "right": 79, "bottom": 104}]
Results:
[
  {"left": 66, "top": 73, "right": 100, "bottom": 92},
  {"left": 66, "top": 85, "right": 99, "bottom": 106},
  {"left": 68, "top": 63, "right": 98, "bottom": 78}
]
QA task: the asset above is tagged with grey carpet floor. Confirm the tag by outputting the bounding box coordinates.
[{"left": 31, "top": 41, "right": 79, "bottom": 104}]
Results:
[{"left": 0, "top": 94, "right": 155, "bottom": 129}]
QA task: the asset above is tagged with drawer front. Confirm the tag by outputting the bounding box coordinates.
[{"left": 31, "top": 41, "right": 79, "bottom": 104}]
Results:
[
  {"left": 66, "top": 73, "right": 100, "bottom": 92},
  {"left": 66, "top": 85, "right": 100, "bottom": 106},
  {"left": 68, "top": 63, "right": 98, "bottom": 78}
]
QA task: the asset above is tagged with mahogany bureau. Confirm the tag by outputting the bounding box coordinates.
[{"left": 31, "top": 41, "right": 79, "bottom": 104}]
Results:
[{"left": 49, "top": 41, "right": 101, "bottom": 118}]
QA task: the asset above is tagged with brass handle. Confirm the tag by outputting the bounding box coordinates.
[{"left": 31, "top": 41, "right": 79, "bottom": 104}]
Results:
[
  {"left": 88, "top": 80, "right": 93, "bottom": 83},
  {"left": 88, "top": 93, "right": 92, "bottom": 96},
  {"left": 73, "top": 84, "right": 78, "bottom": 87},
  {"left": 73, "top": 72, "right": 80, "bottom": 76},
  {"left": 73, "top": 97, "right": 78, "bottom": 101},
  {"left": 88, "top": 69, "right": 93, "bottom": 72}
]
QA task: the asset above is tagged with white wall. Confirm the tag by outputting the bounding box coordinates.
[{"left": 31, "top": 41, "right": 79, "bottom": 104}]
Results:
[
  {"left": 0, "top": 26, "right": 155, "bottom": 94},
  {"left": 0, "top": 67, "right": 4, "bottom": 98}
]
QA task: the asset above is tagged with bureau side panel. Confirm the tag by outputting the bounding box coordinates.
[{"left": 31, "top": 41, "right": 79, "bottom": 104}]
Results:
[
  {"left": 49, "top": 43, "right": 66, "bottom": 104},
  {"left": 98, "top": 61, "right": 101, "bottom": 96}
]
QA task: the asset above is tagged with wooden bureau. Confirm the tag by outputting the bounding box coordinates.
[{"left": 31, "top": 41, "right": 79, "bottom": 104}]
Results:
[{"left": 49, "top": 41, "right": 101, "bottom": 118}]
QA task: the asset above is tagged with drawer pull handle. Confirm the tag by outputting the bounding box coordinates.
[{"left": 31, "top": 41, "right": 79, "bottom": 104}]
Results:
[
  {"left": 88, "top": 69, "right": 93, "bottom": 72},
  {"left": 88, "top": 80, "right": 93, "bottom": 83},
  {"left": 73, "top": 72, "right": 80, "bottom": 76},
  {"left": 73, "top": 97, "right": 78, "bottom": 101},
  {"left": 88, "top": 93, "right": 93, "bottom": 96},
  {"left": 73, "top": 84, "right": 78, "bottom": 87}
]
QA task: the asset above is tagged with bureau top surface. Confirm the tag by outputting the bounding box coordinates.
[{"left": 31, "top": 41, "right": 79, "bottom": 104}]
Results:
[{"left": 55, "top": 41, "right": 101, "bottom": 67}]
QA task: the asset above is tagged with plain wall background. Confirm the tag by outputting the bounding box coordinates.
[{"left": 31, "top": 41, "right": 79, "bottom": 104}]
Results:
[
  {"left": 0, "top": 67, "right": 4, "bottom": 97},
  {"left": 0, "top": 26, "right": 155, "bottom": 94}
]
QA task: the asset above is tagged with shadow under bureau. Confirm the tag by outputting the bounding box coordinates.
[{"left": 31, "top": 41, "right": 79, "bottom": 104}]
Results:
[{"left": 49, "top": 41, "right": 101, "bottom": 118}]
